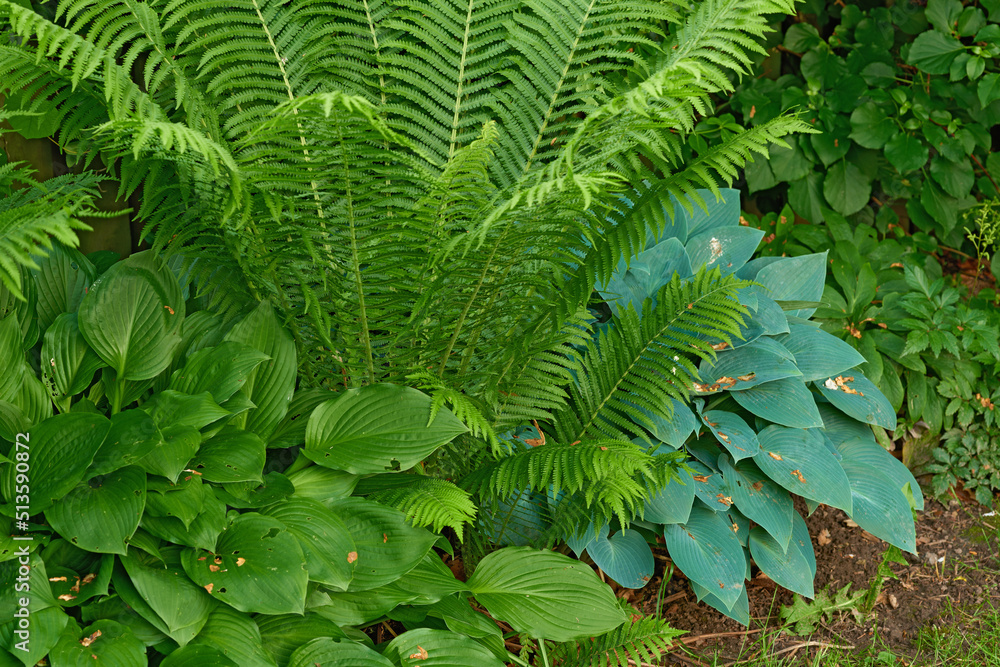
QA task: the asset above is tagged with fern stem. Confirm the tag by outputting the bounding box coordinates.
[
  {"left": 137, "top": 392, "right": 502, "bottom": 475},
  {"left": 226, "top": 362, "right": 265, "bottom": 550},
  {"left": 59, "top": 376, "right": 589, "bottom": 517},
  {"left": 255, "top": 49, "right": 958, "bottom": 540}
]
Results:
[
  {"left": 362, "top": 0, "right": 388, "bottom": 106},
  {"left": 523, "top": 0, "right": 598, "bottom": 173},
  {"left": 538, "top": 638, "right": 551, "bottom": 667},
  {"left": 447, "top": 0, "right": 476, "bottom": 159}
]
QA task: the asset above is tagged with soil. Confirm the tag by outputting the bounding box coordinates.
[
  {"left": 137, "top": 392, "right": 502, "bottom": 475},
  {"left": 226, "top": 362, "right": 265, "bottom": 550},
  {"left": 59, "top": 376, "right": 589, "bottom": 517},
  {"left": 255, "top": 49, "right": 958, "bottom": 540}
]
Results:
[{"left": 621, "top": 494, "right": 1000, "bottom": 666}]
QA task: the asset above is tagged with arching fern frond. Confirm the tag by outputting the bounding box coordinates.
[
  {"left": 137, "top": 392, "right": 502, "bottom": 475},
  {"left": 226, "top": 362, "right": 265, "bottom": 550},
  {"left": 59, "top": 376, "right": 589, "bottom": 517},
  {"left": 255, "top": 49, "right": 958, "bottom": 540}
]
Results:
[
  {"left": 554, "top": 266, "right": 747, "bottom": 444},
  {"left": 358, "top": 475, "right": 478, "bottom": 541},
  {"left": 550, "top": 616, "right": 686, "bottom": 667}
]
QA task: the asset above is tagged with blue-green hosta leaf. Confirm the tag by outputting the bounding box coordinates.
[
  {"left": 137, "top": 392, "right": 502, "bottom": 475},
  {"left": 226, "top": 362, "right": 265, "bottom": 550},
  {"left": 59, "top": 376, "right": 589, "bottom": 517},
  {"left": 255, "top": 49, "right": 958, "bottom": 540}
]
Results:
[
  {"left": 839, "top": 459, "right": 916, "bottom": 553},
  {"left": 602, "top": 239, "right": 693, "bottom": 315},
  {"left": 585, "top": 525, "right": 654, "bottom": 589},
  {"left": 791, "top": 511, "right": 816, "bottom": 578},
  {"left": 327, "top": 497, "right": 438, "bottom": 592},
  {"left": 169, "top": 342, "right": 270, "bottom": 404},
  {"left": 730, "top": 378, "right": 823, "bottom": 428},
  {"left": 691, "top": 582, "right": 749, "bottom": 624},
  {"left": 688, "top": 460, "right": 733, "bottom": 512},
  {"left": 189, "top": 605, "right": 276, "bottom": 667},
  {"left": 49, "top": 620, "right": 146, "bottom": 667},
  {"left": 683, "top": 188, "right": 742, "bottom": 239},
  {"left": 816, "top": 404, "right": 875, "bottom": 446},
  {"left": 642, "top": 398, "right": 697, "bottom": 448},
  {"left": 181, "top": 513, "right": 309, "bottom": 614},
  {"left": 744, "top": 289, "right": 789, "bottom": 336},
  {"left": 663, "top": 507, "right": 746, "bottom": 609},
  {"left": 643, "top": 466, "right": 695, "bottom": 524},
  {"left": 383, "top": 628, "right": 506, "bottom": 667},
  {"left": 753, "top": 253, "right": 828, "bottom": 319},
  {"left": 836, "top": 436, "right": 924, "bottom": 512},
  {"left": 480, "top": 490, "right": 548, "bottom": 547},
  {"left": 260, "top": 498, "right": 356, "bottom": 591},
  {"left": 78, "top": 252, "right": 184, "bottom": 381},
  {"left": 749, "top": 526, "right": 814, "bottom": 598},
  {"left": 699, "top": 338, "right": 801, "bottom": 392},
  {"left": 468, "top": 548, "right": 627, "bottom": 641},
  {"left": 754, "top": 426, "right": 853, "bottom": 513},
  {"left": 188, "top": 432, "right": 265, "bottom": 484},
  {"left": 304, "top": 384, "right": 467, "bottom": 474},
  {"left": 814, "top": 373, "right": 896, "bottom": 429},
  {"left": 0, "top": 413, "right": 111, "bottom": 514},
  {"left": 719, "top": 456, "right": 793, "bottom": 551},
  {"left": 775, "top": 324, "right": 866, "bottom": 382},
  {"left": 42, "top": 313, "right": 104, "bottom": 400},
  {"left": 288, "top": 639, "right": 393, "bottom": 667},
  {"left": 699, "top": 410, "right": 758, "bottom": 461},
  {"left": 255, "top": 614, "right": 347, "bottom": 667},
  {"left": 46, "top": 466, "right": 145, "bottom": 555},
  {"left": 685, "top": 227, "right": 764, "bottom": 277}
]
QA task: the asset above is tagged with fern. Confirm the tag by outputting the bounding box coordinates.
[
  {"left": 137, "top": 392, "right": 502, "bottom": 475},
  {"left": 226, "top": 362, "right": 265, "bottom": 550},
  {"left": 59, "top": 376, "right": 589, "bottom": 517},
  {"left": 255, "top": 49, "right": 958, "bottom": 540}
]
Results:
[
  {"left": 356, "top": 474, "right": 478, "bottom": 541},
  {"left": 550, "top": 616, "right": 686, "bottom": 667}
]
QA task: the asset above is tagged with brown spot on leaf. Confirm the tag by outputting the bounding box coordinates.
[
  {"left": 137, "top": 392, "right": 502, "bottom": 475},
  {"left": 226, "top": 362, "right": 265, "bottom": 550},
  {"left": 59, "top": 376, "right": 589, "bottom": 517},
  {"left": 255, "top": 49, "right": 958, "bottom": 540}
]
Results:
[
  {"left": 717, "top": 431, "right": 730, "bottom": 443},
  {"left": 209, "top": 564, "right": 220, "bottom": 572},
  {"left": 791, "top": 469, "right": 806, "bottom": 483},
  {"left": 58, "top": 594, "right": 76, "bottom": 601},
  {"left": 711, "top": 341, "right": 730, "bottom": 351},
  {"left": 165, "top": 306, "right": 175, "bottom": 315},
  {"left": 693, "top": 475, "right": 710, "bottom": 483},
  {"left": 79, "top": 630, "right": 101, "bottom": 647},
  {"left": 752, "top": 481, "right": 763, "bottom": 491},
  {"left": 716, "top": 493, "right": 733, "bottom": 506},
  {"left": 715, "top": 376, "right": 737, "bottom": 390},
  {"left": 409, "top": 646, "right": 429, "bottom": 660},
  {"left": 236, "top": 557, "right": 246, "bottom": 566},
  {"left": 737, "top": 373, "right": 756, "bottom": 382},
  {"left": 347, "top": 551, "right": 358, "bottom": 564},
  {"left": 49, "top": 576, "right": 68, "bottom": 582},
  {"left": 768, "top": 452, "right": 783, "bottom": 460},
  {"left": 204, "top": 583, "right": 214, "bottom": 594}
]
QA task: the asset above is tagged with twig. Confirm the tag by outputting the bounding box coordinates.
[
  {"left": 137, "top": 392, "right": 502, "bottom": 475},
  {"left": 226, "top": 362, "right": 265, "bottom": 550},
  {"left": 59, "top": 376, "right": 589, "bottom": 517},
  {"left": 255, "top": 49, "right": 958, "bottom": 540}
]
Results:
[
  {"left": 677, "top": 628, "right": 767, "bottom": 645},
  {"left": 667, "top": 652, "right": 712, "bottom": 667},
  {"left": 722, "top": 641, "right": 854, "bottom": 667},
  {"left": 971, "top": 153, "right": 1000, "bottom": 196},
  {"left": 380, "top": 621, "right": 398, "bottom": 638}
]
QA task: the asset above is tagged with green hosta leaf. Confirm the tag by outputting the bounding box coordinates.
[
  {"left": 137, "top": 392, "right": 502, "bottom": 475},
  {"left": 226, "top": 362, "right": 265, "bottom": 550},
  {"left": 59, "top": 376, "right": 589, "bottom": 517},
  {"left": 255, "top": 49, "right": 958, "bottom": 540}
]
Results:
[
  {"left": 906, "top": 30, "right": 966, "bottom": 74},
  {"left": 169, "top": 342, "right": 270, "bottom": 404},
  {"left": 145, "top": 475, "right": 207, "bottom": 528},
  {"left": 0, "top": 413, "right": 110, "bottom": 514},
  {"left": 255, "top": 614, "right": 347, "bottom": 667},
  {"left": 814, "top": 374, "right": 896, "bottom": 429},
  {"left": 159, "top": 645, "right": 238, "bottom": 666},
  {"left": 824, "top": 162, "right": 872, "bottom": 216},
  {"left": 749, "top": 526, "right": 814, "bottom": 598},
  {"left": 187, "top": 432, "right": 265, "bottom": 483},
  {"left": 224, "top": 301, "right": 296, "bottom": 440},
  {"left": 699, "top": 338, "right": 801, "bottom": 391},
  {"left": 0, "top": 401, "right": 28, "bottom": 444},
  {"left": 730, "top": 378, "right": 823, "bottom": 428},
  {"left": 268, "top": 388, "right": 332, "bottom": 449},
  {"left": 754, "top": 426, "right": 853, "bottom": 512},
  {"left": 135, "top": 425, "right": 201, "bottom": 483},
  {"left": 141, "top": 492, "right": 227, "bottom": 552},
  {"left": 260, "top": 498, "right": 356, "bottom": 591},
  {"left": 312, "top": 585, "right": 416, "bottom": 626},
  {"left": 46, "top": 466, "right": 145, "bottom": 555},
  {"left": 328, "top": 497, "right": 438, "bottom": 591},
  {"left": 467, "top": 547, "right": 627, "bottom": 642},
  {"left": 929, "top": 156, "right": 974, "bottom": 199},
  {"left": 143, "top": 390, "right": 229, "bottom": 431},
  {"left": 839, "top": 459, "right": 917, "bottom": 553},
  {"left": 0, "top": 606, "right": 68, "bottom": 665},
  {"left": 836, "top": 436, "right": 924, "bottom": 511},
  {"left": 87, "top": 408, "right": 159, "bottom": 478},
  {"left": 48, "top": 620, "right": 146, "bottom": 667},
  {"left": 189, "top": 605, "right": 276, "bottom": 667},
  {"left": 0, "top": 315, "right": 23, "bottom": 403},
  {"left": 287, "top": 466, "right": 359, "bottom": 502},
  {"left": 642, "top": 466, "right": 695, "bottom": 524},
  {"left": 754, "top": 253, "right": 827, "bottom": 319},
  {"left": 774, "top": 324, "right": 866, "bottom": 382},
  {"left": 181, "top": 513, "right": 309, "bottom": 614},
  {"left": 42, "top": 546, "right": 113, "bottom": 609},
  {"left": 719, "top": 456, "right": 794, "bottom": 551},
  {"left": 382, "top": 628, "right": 506, "bottom": 667},
  {"left": 692, "top": 582, "right": 749, "bottom": 623},
  {"left": 663, "top": 507, "right": 746, "bottom": 609},
  {"left": 32, "top": 244, "right": 94, "bottom": 334},
  {"left": 304, "top": 384, "right": 467, "bottom": 474},
  {"left": 117, "top": 550, "right": 215, "bottom": 646},
  {"left": 699, "top": 410, "right": 759, "bottom": 461},
  {"left": 585, "top": 525, "right": 654, "bottom": 589},
  {"left": 288, "top": 640, "right": 392, "bottom": 667},
  {"left": 884, "top": 133, "right": 929, "bottom": 173},
  {"left": 78, "top": 252, "right": 184, "bottom": 381},
  {"left": 849, "top": 103, "right": 895, "bottom": 150}
]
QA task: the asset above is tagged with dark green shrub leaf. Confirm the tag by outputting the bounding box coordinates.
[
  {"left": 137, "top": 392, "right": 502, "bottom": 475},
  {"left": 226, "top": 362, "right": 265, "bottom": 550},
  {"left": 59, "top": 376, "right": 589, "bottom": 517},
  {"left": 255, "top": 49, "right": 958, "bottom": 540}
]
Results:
[
  {"left": 978, "top": 73, "right": 1000, "bottom": 107},
  {"left": 906, "top": 30, "right": 965, "bottom": 74},
  {"left": 848, "top": 103, "right": 895, "bottom": 150},
  {"left": 884, "top": 133, "right": 929, "bottom": 173},
  {"left": 929, "top": 156, "right": 974, "bottom": 199},
  {"left": 823, "top": 162, "right": 872, "bottom": 216},
  {"left": 46, "top": 466, "right": 145, "bottom": 555}
]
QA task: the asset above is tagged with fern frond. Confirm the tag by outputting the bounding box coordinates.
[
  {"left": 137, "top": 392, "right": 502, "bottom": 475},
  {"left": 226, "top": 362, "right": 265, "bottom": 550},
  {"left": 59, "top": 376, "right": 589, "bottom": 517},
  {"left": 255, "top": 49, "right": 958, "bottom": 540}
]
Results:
[
  {"left": 550, "top": 617, "right": 686, "bottom": 667},
  {"left": 407, "top": 369, "right": 500, "bottom": 450},
  {"left": 555, "top": 267, "right": 747, "bottom": 444},
  {"left": 359, "top": 475, "right": 478, "bottom": 541}
]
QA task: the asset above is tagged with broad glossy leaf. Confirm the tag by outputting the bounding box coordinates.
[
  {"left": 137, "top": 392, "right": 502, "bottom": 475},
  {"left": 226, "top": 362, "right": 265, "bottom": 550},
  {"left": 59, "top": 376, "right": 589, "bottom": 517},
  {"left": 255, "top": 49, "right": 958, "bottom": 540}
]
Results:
[
  {"left": 691, "top": 582, "right": 749, "bottom": 623},
  {"left": 699, "top": 410, "right": 758, "bottom": 461},
  {"left": 884, "top": 132, "right": 928, "bottom": 173},
  {"left": 48, "top": 620, "right": 146, "bottom": 667},
  {"left": 255, "top": 614, "right": 347, "bottom": 667},
  {"left": 32, "top": 244, "right": 94, "bottom": 333},
  {"left": 383, "top": 628, "right": 506, "bottom": 667},
  {"left": 0, "top": 413, "right": 110, "bottom": 514},
  {"left": 663, "top": 507, "right": 746, "bottom": 609},
  {"left": 749, "top": 526, "right": 814, "bottom": 598},
  {"left": 304, "top": 384, "right": 467, "bottom": 474},
  {"left": 754, "top": 426, "right": 853, "bottom": 512},
  {"left": 468, "top": 547, "right": 626, "bottom": 641},
  {"left": 145, "top": 475, "right": 207, "bottom": 528},
  {"left": 730, "top": 378, "right": 823, "bottom": 428},
  {"left": 0, "top": 606, "right": 67, "bottom": 665},
  {"left": 719, "top": 456, "right": 793, "bottom": 551},
  {"left": 181, "top": 513, "right": 309, "bottom": 614},
  {"left": 328, "top": 497, "right": 438, "bottom": 592},
  {"left": 312, "top": 585, "right": 416, "bottom": 626},
  {"left": 187, "top": 432, "right": 265, "bottom": 483},
  {"left": 143, "top": 390, "right": 229, "bottom": 431},
  {"left": 848, "top": 103, "right": 895, "bottom": 149},
  {"left": 907, "top": 30, "right": 965, "bottom": 74},
  {"left": 643, "top": 466, "right": 695, "bottom": 524},
  {"left": 169, "top": 342, "right": 270, "bottom": 404},
  {"left": 839, "top": 459, "right": 916, "bottom": 553},
  {"left": 602, "top": 239, "right": 693, "bottom": 315},
  {"left": 158, "top": 645, "right": 237, "bottom": 666},
  {"left": 0, "top": 401, "right": 28, "bottom": 444},
  {"left": 224, "top": 301, "right": 296, "bottom": 439},
  {"left": 0, "top": 316, "right": 23, "bottom": 402},
  {"left": 288, "top": 466, "right": 359, "bottom": 503},
  {"left": 42, "top": 546, "right": 113, "bottom": 608},
  {"left": 816, "top": 404, "right": 875, "bottom": 446},
  {"left": 814, "top": 373, "right": 896, "bottom": 429},
  {"left": 135, "top": 425, "right": 201, "bottom": 483},
  {"left": 141, "top": 491, "right": 226, "bottom": 552},
  {"left": 774, "top": 324, "right": 865, "bottom": 382},
  {"left": 87, "top": 410, "right": 160, "bottom": 477},
  {"left": 823, "top": 161, "right": 872, "bottom": 217},
  {"left": 288, "top": 639, "right": 393, "bottom": 667},
  {"left": 261, "top": 498, "right": 356, "bottom": 591},
  {"left": 189, "top": 605, "right": 276, "bottom": 667},
  {"left": 837, "top": 436, "right": 924, "bottom": 511},
  {"left": 46, "top": 466, "right": 145, "bottom": 555},
  {"left": 42, "top": 313, "right": 104, "bottom": 401},
  {"left": 78, "top": 252, "right": 184, "bottom": 381},
  {"left": 929, "top": 155, "right": 974, "bottom": 199},
  {"left": 685, "top": 227, "right": 763, "bottom": 277},
  {"left": 753, "top": 253, "right": 827, "bottom": 319},
  {"left": 585, "top": 525, "right": 654, "bottom": 589},
  {"left": 269, "top": 388, "right": 332, "bottom": 449},
  {"left": 699, "top": 338, "right": 801, "bottom": 391}
]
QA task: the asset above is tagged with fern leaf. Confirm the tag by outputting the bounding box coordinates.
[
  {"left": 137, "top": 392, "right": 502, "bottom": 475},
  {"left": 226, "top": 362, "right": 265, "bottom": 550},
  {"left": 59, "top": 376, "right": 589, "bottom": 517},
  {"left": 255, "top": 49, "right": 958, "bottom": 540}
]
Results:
[
  {"left": 551, "top": 617, "right": 686, "bottom": 667},
  {"left": 360, "top": 475, "right": 478, "bottom": 541}
]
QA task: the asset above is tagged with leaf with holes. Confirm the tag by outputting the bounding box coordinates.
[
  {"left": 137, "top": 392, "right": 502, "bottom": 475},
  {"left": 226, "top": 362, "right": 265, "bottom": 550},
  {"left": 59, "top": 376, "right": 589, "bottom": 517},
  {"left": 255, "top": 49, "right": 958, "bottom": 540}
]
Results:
[
  {"left": 46, "top": 466, "right": 145, "bottom": 555},
  {"left": 187, "top": 432, "right": 266, "bottom": 484},
  {"left": 260, "top": 498, "right": 356, "bottom": 591}
]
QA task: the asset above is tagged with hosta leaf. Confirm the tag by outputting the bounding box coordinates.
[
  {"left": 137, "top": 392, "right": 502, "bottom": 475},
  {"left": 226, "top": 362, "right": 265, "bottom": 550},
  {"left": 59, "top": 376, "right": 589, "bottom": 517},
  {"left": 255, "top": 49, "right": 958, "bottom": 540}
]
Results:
[
  {"left": 143, "top": 390, "right": 229, "bottom": 431},
  {"left": 304, "top": 384, "right": 467, "bottom": 474},
  {"left": 78, "top": 252, "right": 184, "bottom": 381},
  {"left": 719, "top": 456, "right": 793, "bottom": 551},
  {"left": 814, "top": 373, "right": 896, "bottom": 429},
  {"left": 699, "top": 410, "right": 759, "bottom": 461},
  {"left": 467, "top": 548, "right": 626, "bottom": 642},
  {"left": 260, "top": 498, "right": 356, "bottom": 591},
  {"left": 839, "top": 459, "right": 917, "bottom": 553},
  {"left": 730, "top": 378, "right": 823, "bottom": 428},
  {"left": 46, "top": 466, "right": 145, "bottom": 555},
  {"left": 749, "top": 526, "right": 814, "bottom": 598},
  {"left": 287, "top": 466, "right": 359, "bottom": 502},
  {"left": 688, "top": 459, "right": 733, "bottom": 512},
  {"left": 169, "top": 342, "right": 270, "bottom": 404},
  {"left": 774, "top": 324, "right": 866, "bottom": 382},
  {"left": 836, "top": 436, "right": 924, "bottom": 511},
  {"left": 642, "top": 465, "right": 695, "bottom": 524},
  {"left": 698, "top": 338, "right": 801, "bottom": 391},
  {"left": 134, "top": 425, "right": 201, "bottom": 483},
  {"left": 288, "top": 639, "right": 393, "bottom": 667},
  {"left": 685, "top": 226, "right": 764, "bottom": 277},
  {"left": 159, "top": 645, "right": 238, "bottom": 666},
  {"left": 754, "top": 426, "right": 853, "bottom": 512},
  {"left": 0, "top": 315, "right": 23, "bottom": 403},
  {"left": 32, "top": 244, "right": 94, "bottom": 334},
  {"left": 181, "top": 513, "right": 309, "bottom": 614},
  {"left": 0, "top": 606, "right": 67, "bottom": 665},
  {"left": 663, "top": 507, "right": 746, "bottom": 609},
  {"left": 691, "top": 582, "right": 749, "bottom": 623},
  {"left": 382, "top": 628, "right": 506, "bottom": 667},
  {"left": 48, "top": 620, "right": 146, "bottom": 667},
  {"left": 585, "top": 525, "right": 654, "bottom": 588},
  {"left": 187, "top": 431, "right": 266, "bottom": 483},
  {"left": 753, "top": 253, "right": 827, "bottom": 319},
  {"left": 255, "top": 614, "right": 347, "bottom": 667},
  {"left": 189, "top": 605, "right": 276, "bottom": 667},
  {"left": 682, "top": 188, "right": 741, "bottom": 240},
  {"left": 643, "top": 398, "right": 697, "bottom": 448},
  {"left": 87, "top": 410, "right": 160, "bottom": 477}
]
